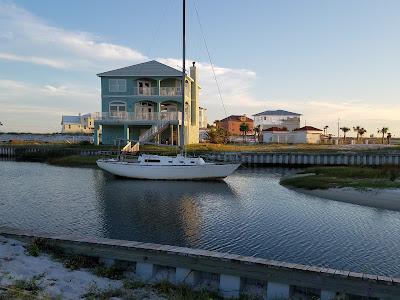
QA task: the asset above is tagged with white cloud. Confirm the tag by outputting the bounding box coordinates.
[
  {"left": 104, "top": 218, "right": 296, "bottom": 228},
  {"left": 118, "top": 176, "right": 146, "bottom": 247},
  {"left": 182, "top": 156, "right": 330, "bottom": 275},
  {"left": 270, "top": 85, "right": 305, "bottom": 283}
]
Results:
[
  {"left": 0, "top": 52, "right": 69, "bottom": 69},
  {"left": 0, "top": 2, "right": 147, "bottom": 70},
  {"left": 0, "top": 79, "right": 99, "bottom": 132}
]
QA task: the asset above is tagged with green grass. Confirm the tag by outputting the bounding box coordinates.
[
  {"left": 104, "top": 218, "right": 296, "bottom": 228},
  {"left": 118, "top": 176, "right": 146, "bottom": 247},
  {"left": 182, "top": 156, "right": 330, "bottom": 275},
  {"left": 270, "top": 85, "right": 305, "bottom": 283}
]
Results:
[
  {"left": 25, "top": 238, "right": 100, "bottom": 270},
  {"left": 93, "top": 264, "right": 127, "bottom": 280},
  {"left": 281, "top": 166, "right": 400, "bottom": 190},
  {"left": 47, "top": 155, "right": 102, "bottom": 166}
]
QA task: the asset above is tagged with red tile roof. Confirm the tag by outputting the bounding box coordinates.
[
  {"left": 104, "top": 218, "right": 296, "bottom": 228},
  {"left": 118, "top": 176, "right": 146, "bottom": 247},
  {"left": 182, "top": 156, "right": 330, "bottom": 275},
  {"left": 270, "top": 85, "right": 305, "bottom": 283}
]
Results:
[
  {"left": 219, "top": 115, "right": 253, "bottom": 122},
  {"left": 263, "top": 127, "right": 288, "bottom": 132},
  {"left": 294, "top": 126, "right": 323, "bottom": 132}
]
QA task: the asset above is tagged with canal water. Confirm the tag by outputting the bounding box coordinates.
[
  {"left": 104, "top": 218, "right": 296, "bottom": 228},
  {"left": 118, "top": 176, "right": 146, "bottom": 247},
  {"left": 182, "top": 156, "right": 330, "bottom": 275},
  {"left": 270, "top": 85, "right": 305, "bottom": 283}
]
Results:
[{"left": 1, "top": 160, "right": 400, "bottom": 276}]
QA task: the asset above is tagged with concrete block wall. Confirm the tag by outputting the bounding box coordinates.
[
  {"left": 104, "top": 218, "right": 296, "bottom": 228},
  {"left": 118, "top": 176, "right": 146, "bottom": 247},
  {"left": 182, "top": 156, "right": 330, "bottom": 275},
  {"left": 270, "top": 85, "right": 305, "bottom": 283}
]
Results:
[{"left": 1, "top": 226, "right": 399, "bottom": 299}]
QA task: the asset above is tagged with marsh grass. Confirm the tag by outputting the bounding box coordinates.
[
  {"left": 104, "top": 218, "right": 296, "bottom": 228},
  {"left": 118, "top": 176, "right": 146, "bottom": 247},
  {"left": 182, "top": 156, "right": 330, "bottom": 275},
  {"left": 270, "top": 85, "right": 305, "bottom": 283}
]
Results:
[{"left": 282, "top": 166, "right": 400, "bottom": 190}]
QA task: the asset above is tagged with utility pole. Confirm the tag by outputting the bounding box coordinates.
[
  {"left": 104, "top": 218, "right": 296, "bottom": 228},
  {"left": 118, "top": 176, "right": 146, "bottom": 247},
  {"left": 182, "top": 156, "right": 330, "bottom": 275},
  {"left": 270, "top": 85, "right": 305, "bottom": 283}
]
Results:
[{"left": 337, "top": 118, "right": 340, "bottom": 138}]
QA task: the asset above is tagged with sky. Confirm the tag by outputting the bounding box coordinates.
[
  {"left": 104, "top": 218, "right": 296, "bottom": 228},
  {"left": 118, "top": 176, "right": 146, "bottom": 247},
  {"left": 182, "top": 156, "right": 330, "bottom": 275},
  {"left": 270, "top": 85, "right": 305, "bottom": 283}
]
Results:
[{"left": 0, "top": 0, "right": 399, "bottom": 136}]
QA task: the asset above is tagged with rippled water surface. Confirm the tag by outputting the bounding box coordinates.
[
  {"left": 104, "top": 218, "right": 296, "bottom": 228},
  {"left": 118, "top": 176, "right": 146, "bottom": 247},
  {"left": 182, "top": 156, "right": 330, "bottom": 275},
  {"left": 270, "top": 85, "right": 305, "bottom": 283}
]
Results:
[{"left": 1, "top": 160, "right": 400, "bottom": 276}]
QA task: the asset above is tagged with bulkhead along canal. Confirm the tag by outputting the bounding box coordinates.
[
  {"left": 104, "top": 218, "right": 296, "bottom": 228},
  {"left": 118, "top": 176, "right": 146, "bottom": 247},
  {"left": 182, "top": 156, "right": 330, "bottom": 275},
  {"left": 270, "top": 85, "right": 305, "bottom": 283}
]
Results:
[{"left": 2, "top": 160, "right": 400, "bottom": 277}]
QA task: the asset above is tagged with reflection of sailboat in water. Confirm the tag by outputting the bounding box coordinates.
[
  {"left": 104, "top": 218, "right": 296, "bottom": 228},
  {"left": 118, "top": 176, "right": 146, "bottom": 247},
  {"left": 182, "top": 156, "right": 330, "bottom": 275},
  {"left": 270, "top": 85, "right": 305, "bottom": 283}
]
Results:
[{"left": 94, "top": 175, "right": 237, "bottom": 244}]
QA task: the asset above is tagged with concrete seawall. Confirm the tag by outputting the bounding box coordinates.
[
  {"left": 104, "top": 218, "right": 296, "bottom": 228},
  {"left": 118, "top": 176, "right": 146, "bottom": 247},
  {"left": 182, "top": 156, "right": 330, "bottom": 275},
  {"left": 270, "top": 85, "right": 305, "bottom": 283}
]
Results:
[
  {"left": 0, "top": 146, "right": 118, "bottom": 158},
  {"left": 1, "top": 145, "right": 400, "bottom": 166},
  {"left": 206, "top": 152, "right": 400, "bottom": 166},
  {"left": 0, "top": 226, "right": 399, "bottom": 299}
]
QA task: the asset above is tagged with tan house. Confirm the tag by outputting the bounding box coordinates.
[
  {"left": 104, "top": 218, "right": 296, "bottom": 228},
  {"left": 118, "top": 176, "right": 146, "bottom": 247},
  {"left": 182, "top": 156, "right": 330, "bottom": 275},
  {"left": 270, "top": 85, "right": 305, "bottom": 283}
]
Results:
[
  {"left": 61, "top": 113, "right": 95, "bottom": 134},
  {"left": 216, "top": 115, "right": 254, "bottom": 136},
  {"left": 262, "top": 126, "right": 322, "bottom": 144}
]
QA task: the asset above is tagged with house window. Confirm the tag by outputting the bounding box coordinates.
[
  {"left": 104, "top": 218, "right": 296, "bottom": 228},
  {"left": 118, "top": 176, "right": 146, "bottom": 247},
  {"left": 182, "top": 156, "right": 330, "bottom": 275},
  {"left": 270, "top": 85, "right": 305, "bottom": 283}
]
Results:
[
  {"left": 109, "top": 79, "right": 126, "bottom": 92},
  {"left": 109, "top": 101, "right": 127, "bottom": 117}
]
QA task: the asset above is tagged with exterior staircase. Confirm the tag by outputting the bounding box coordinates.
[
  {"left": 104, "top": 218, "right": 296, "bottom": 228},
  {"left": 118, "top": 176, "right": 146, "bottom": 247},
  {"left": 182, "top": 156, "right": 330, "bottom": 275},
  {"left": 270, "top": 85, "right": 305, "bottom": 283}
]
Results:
[
  {"left": 138, "top": 121, "right": 170, "bottom": 144},
  {"left": 122, "top": 121, "right": 171, "bottom": 154}
]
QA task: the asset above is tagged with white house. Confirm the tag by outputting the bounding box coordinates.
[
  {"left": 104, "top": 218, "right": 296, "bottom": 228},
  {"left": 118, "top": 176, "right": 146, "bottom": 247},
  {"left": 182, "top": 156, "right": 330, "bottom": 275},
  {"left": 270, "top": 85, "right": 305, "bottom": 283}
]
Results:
[
  {"left": 61, "top": 113, "right": 95, "bottom": 134},
  {"left": 253, "top": 110, "right": 301, "bottom": 131},
  {"left": 262, "top": 126, "right": 323, "bottom": 144}
]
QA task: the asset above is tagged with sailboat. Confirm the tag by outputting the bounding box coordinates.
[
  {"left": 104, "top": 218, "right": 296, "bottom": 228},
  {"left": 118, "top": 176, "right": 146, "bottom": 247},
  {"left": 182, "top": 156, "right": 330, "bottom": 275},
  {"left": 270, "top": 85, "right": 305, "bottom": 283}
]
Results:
[{"left": 96, "top": 0, "right": 240, "bottom": 180}]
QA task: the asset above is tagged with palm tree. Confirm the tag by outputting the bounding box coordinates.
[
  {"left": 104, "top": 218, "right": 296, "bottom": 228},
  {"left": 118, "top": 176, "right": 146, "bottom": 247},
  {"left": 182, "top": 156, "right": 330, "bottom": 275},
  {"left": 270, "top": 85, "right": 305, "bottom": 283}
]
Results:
[
  {"left": 323, "top": 125, "right": 329, "bottom": 135},
  {"left": 378, "top": 127, "right": 389, "bottom": 144},
  {"left": 358, "top": 128, "right": 367, "bottom": 140},
  {"left": 387, "top": 133, "right": 392, "bottom": 144},
  {"left": 253, "top": 125, "right": 261, "bottom": 143},
  {"left": 353, "top": 126, "right": 361, "bottom": 141},
  {"left": 353, "top": 126, "right": 366, "bottom": 142},
  {"left": 239, "top": 123, "right": 249, "bottom": 143},
  {"left": 340, "top": 127, "right": 350, "bottom": 142}
]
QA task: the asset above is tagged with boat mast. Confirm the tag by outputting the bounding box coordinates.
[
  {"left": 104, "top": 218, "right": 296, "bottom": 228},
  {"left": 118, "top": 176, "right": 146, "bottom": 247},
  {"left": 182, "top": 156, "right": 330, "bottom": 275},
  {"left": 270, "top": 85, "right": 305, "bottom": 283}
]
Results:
[{"left": 180, "top": 0, "right": 186, "bottom": 152}]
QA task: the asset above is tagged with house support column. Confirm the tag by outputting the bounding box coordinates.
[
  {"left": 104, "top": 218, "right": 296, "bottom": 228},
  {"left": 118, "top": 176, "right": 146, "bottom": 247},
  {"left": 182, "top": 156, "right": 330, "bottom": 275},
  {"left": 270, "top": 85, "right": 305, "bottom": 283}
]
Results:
[
  {"left": 157, "top": 79, "right": 161, "bottom": 96},
  {"left": 94, "top": 125, "right": 100, "bottom": 146},
  {"left": 177, "top": 125, "right": 181, "bottom": 146},
  {"left": 170, "top": 125, "right": 174, "bottom": 145},
  {"left": 123, "top": 124, "right": 129, "bottom": 143}
]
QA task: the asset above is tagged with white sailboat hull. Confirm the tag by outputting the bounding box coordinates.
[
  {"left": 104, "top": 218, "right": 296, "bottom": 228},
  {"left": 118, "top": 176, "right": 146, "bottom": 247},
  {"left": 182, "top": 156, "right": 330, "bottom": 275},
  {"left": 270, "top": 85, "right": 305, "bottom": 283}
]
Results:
[{"left": 97, "top": 159, "right": 240, "bottom": 180}]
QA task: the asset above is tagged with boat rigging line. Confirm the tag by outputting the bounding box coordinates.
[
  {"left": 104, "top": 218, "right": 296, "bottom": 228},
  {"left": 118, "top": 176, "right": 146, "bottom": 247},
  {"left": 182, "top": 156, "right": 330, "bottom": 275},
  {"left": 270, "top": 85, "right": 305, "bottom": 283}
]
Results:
[{"left": 193, "top": 0, "right": 228, "bottom": 119}]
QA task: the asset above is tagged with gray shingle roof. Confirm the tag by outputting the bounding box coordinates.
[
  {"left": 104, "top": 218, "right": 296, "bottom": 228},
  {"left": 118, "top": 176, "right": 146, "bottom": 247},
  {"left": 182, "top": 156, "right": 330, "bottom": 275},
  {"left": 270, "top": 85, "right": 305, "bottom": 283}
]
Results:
[
  {"left": 97, "top": 60, "right": 182, "bottom": 77},
  {"left": 253, "top": 109, "right": 301, "bottom": 117},
  {"left": 61, "top": 116, "right": 81, "bottom": 124}
]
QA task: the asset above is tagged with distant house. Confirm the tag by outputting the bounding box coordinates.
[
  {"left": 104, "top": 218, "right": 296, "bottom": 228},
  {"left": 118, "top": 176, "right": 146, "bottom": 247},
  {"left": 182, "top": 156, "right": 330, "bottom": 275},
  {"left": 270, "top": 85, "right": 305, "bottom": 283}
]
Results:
[
  {"left": 94, "top": 60, "right": 200, "bottom": 145},
  {"left": 216, "top": 115, "right": 254, "bottom": 136},
  {"left": 293, "top": 126, "right": 323, "bottom": 144},
  {"left": 61, "top": 113, "right": 95, "bottom": 134},
  {"left": 262, "top": 125, "right": 323, "bottom": 144},
  {"left": 253, "top": 110, "right": 301, "bottom": 131},
  {"left": 198, "top": 106, "right": 208, "bottom": 129}
]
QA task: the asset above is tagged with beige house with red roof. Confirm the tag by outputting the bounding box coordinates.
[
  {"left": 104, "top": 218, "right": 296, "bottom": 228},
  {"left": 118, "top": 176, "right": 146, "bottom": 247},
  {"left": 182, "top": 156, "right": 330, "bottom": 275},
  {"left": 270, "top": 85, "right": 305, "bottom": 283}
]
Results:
[{"left": 262, "top": 126, "right": 322, "bottom": 144}]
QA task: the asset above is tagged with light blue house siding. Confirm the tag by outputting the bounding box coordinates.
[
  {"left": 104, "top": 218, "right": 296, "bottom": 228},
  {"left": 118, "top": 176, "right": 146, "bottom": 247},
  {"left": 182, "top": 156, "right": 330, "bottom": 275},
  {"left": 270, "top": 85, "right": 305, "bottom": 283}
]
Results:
[{"left": 94, "top": 60, "right": 199, "bottom": 146}]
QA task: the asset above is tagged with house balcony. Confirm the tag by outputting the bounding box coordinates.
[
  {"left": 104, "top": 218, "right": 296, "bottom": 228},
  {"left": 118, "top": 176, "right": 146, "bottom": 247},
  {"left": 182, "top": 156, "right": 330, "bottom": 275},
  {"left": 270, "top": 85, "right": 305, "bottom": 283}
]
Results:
[
  {"left": 93, "top": 111, "right": 182, "bottom": 125},
  {"left": 131, "top": 87, "right": 189, "bottom": 97}
]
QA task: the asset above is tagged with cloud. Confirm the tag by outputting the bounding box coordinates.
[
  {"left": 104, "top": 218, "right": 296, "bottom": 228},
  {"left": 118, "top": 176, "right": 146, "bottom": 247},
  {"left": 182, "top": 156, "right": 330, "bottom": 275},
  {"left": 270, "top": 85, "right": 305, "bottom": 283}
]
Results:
[
  {"left": 0, "top": 79, "right": 99, "bottom": 132},
  {"left": 0, "top": 52, "right": 69, "bottom": 69},
  {"left": 0, "top": 1, "right": 147, "bottom": 70}
]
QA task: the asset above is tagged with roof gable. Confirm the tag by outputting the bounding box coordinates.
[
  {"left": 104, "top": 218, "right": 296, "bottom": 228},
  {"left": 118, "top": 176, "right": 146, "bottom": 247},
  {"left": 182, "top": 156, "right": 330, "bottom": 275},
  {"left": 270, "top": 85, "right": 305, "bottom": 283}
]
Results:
[
  {"left": 294, "top": 126, "right": 322, "bottom": 132},
  {"left": 62, "top": 116, "right": 81, "bottom": 124},
  {"left": 97, "top": 60, "right": 182, "bottom": 77},
  {"left": 263, "top": 127, "right": 288, "bottom": 132},
  {"left": 253, "top": 109, "right": 301, "bottom": 117},
  {"left": 219, "top": 115, "right": 253, "bottom": 122}
]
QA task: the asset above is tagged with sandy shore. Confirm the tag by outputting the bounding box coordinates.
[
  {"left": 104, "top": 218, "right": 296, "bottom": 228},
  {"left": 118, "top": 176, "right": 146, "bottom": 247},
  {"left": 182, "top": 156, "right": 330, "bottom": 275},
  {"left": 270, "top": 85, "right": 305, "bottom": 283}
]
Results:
[
  {"left": 293, "top": 187, "right": 400, "bottom": 211},
  {"left": 0, "top": 236, "right": 165, "bottom": 299}
]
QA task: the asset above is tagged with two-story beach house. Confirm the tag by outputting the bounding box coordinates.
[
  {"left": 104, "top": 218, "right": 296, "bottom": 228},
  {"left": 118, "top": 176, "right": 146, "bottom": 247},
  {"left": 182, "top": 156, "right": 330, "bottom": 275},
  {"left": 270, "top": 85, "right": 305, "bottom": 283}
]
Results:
[
  {"left": 94, "top": 60, "right": 200, "bottom": 146},
  {"left": 253, "top": 110, "right": 301, "bottom": 131},
  {"left": 61, "top": 113, "right": 95, "bottom": 134}
]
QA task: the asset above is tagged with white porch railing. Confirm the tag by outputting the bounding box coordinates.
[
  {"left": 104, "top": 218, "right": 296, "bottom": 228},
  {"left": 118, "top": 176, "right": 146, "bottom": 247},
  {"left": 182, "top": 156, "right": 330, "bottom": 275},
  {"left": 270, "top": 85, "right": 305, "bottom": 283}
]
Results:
[
  {"left": 93, "top": 111, "right": 181, "bottom": 123},
  {"left": 130, "top": 87, "right": 190, "bottom": 97},
  {"left": 159, "top": 87, "right": 182, "bottom": 96}
]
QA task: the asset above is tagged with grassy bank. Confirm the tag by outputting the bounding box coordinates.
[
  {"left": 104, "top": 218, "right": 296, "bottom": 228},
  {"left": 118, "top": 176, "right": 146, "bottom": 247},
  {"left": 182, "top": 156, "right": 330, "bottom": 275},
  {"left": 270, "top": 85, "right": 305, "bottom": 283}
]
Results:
[
  {"left": 47, "top": 155, "right": 102, "bottom": 167},
  {"left": 280, "top": 166, "right": 400, "bottom": 190}
]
